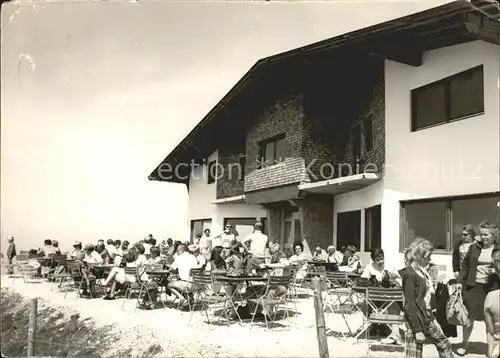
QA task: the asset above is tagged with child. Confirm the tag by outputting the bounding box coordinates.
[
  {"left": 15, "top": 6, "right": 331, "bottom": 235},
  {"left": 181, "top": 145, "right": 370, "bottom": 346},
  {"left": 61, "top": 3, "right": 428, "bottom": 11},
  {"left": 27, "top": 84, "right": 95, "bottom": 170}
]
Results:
[
  {"left": 399, "top": 237, "right": 454, "bottom": 358},
  {"left": 485, "top": 249, "right": 500, "bottom": 358},
  {"left": 6, "top": 236, "right": 16, "bottom": 275}
]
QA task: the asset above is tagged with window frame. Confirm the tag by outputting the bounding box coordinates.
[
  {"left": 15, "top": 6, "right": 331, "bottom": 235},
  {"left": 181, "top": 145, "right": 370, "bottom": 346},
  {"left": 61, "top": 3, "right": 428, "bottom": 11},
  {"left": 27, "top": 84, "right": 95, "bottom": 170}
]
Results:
[
  {"left": 258, "top": 133, "right": 287, "bottom": 167},
  {"left": 411, "top": 65, "right": 484, "bottom": 132},
  {"left": 207, "top": 160, "right": 217, "bottom": 184},
  {"left": 336, "top": 209, "right": 362, "bottom": 251},
  {"left": 190, "top": 219, "right": 212, "bottom": 242},
  {"left": 365, "top": 204, "right": 382, "bottom": 251},
  {"left": 399, "top": 191, "right": 499, "bottom": 253}
]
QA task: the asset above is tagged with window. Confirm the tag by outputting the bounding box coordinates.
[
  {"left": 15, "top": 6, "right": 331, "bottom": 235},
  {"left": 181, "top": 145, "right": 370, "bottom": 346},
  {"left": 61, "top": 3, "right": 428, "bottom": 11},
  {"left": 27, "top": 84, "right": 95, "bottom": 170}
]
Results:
[
  {"left": 411, "top": 65, "right": 484, "bottom": 131},
  {"left": 401, "top": 192, "right": 499, "bottom": 252},
  {"left": 451, "top": 195, "right": 499, "bottom": 248},
  {"left": 365, "top": 205, "right": 381, "bottom": 251},
  {"left": 207, "top": 160, "right": 216, "bottom": 184},
  {"left": 352, "top": 125, "right": 361, "bottom": 159},
  {"left": 190, "top": 219, "right": 212, "bottom": 242},
  {"left": 259, "top": 134, "right": 287, "bottom": 167},
  {"left": 402, "top": 201, "right": 448, "bottom": 250},
  {"left": 336, "top": 210, "right": 361, "bottom": 250},
  {"left": 364, "top": 114, "right": 373, "bottom": 152}
]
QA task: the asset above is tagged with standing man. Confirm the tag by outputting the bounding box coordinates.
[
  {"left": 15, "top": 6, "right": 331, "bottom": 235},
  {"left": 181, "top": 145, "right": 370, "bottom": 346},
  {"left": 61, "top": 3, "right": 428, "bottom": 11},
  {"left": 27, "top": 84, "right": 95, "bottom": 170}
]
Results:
[{"left": 241, "top": 221, "right": 268, "bottom": 274}]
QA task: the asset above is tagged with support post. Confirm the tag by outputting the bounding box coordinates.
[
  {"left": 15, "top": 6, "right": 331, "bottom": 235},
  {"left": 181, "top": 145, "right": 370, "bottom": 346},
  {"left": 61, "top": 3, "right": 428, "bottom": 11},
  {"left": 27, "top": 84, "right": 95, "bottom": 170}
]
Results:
[
  {"left": 312, "top": 277, "right": 329, "bottom": 358},
  {"left": 28, "top": 298, "right": 37, "bottom": 357}
]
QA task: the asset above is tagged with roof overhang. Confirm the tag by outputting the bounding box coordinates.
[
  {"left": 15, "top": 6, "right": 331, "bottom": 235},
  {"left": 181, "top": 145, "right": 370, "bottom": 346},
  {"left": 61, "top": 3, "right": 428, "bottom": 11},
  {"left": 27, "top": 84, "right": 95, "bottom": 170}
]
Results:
[
  {"left": 149, "top": 0, "right": 500, "bottom": 183},
  {"left": 298, "top": 173, "right": 381, "bottom": 195},
  {"left": 210, "top": 195, "right": 246, "bottom": 205}
]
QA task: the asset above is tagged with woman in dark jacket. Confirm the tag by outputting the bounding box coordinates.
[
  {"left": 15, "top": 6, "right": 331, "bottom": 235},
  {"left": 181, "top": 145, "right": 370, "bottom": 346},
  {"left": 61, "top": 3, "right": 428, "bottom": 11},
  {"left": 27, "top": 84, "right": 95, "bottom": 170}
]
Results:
[
  {"left": 458, "top": 221, "right": 499, "bottom": 356},
  {"left": 452, "top": 225, "right": 476, "bottom": 279},
  {"left": 400, "top": 237, "right": 453, "bottom": 358}
]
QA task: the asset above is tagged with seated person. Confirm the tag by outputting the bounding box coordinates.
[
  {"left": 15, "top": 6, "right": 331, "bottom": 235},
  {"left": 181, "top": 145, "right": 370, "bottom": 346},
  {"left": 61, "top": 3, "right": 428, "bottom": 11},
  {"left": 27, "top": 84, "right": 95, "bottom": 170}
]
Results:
[
  {"left": 95, "top": 243, "right": 109, "bottom": 264},
  {"left": 205, "top": 246, "right": 227, "bottom": 295},
  {"left": 189, "top": 244, "right": 207, "bottom": 269},
  {"left": 105, "top": 239, "right": 118, "bottom": 263},
  {"left": 73, "top": 251, "right": 95, "bottom": 298},
  {"left": 225, "top": 243, "right": 246, "bottom": 276},
  {"left": 39, "top": 239, "right": 57, "bottom": 258},
  {"left": 288, "top": 243, "right": 309, "bottom": 281},
  {"left": 338, "top": 245, "right": 360, "bottom": 272},
  {"left": 361, "top": 248, "right": 403, "bottom": 344},
  {"left": 247, "top": 243, "right": 291, "bottom": 317},
  {"left": 70, "top": 241, "right": 83, "bottom": 259},
  {"left": 167, "top": 244, "right": 199, "bottom": 309},
  {"left": 147, "top": 246, "right": 163, "bottom": 265},
  {"left": 326, "top": 245, "right": 344, "bottom": 264},
  {"left": 312, "top": 246, "right": 328, "bottom": 261},
  {"left": 83, "top": 244, "right": 103, "bottom": 265},
  {"left": 102, "top": 247, "right": 152, "bottom": 303}
]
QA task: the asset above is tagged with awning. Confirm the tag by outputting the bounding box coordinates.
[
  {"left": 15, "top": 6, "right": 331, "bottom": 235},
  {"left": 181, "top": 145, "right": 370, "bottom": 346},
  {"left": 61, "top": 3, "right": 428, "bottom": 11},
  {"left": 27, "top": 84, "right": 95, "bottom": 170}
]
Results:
[
  {"left": 298, "top": 173, "right": 381, "bottom": 195},
  {"left": 245, "top": 185, "right": 302, "bottom": 205},
  {"left": 210, "top": 195, "right": 246, "bottom": 205}
]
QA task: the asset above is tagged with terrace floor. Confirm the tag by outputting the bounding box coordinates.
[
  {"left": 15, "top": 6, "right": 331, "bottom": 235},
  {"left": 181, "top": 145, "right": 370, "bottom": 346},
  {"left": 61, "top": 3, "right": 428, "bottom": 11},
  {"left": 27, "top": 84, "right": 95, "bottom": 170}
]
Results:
[{"left": 1, "top": 276, "right": 489, "bottom": 358}]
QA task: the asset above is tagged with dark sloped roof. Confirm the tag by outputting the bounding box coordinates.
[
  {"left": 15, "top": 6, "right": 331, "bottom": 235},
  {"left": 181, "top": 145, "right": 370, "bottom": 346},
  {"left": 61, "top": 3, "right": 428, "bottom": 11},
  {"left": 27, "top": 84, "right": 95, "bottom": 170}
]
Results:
[{"left": 149, "top": 0, "right": 499, "bottom": 183}]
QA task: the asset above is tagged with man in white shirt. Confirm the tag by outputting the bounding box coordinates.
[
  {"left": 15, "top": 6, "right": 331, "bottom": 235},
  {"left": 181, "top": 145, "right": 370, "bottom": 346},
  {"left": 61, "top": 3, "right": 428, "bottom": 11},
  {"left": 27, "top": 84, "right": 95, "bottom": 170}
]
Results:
[
  {"left": 167, "top": 244, "right": 199, "bottom": 308},
  {"left": 105, "top": 239, "right": 118, "bottom": 261},
  {"left": 83, "top": 244, "right": 103, "bottom": 264},
  {"left": 242, "top": 222, "right": 268, "bottom": 273}
]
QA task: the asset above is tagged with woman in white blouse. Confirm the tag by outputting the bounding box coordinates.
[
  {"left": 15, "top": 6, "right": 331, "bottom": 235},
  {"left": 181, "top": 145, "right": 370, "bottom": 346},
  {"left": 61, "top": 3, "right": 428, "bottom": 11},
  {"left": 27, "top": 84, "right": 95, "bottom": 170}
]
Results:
[{"left": 289, "top": 243, "right": 310, "bottom": 281}]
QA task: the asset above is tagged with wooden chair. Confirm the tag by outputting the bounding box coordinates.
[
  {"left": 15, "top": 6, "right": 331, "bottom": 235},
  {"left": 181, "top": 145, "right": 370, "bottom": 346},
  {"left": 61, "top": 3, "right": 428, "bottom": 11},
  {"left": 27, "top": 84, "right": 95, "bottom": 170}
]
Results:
[{"left": 175, "top": 268, "right": 204, "bottom": 310}]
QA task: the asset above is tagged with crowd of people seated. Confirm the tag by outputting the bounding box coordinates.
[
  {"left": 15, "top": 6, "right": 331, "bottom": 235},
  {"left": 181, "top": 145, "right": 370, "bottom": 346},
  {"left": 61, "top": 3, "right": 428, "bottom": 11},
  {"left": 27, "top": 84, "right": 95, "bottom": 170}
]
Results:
[{"left": 5, "top": 219, "right": 499, "bottom": 357}]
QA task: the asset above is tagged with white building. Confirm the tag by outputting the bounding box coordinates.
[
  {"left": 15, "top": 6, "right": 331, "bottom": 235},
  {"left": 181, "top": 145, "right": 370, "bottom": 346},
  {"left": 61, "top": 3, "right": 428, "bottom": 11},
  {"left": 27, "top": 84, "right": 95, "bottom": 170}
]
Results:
[{"left": 150, "top": 0, "right": 499, "bottom": 266}]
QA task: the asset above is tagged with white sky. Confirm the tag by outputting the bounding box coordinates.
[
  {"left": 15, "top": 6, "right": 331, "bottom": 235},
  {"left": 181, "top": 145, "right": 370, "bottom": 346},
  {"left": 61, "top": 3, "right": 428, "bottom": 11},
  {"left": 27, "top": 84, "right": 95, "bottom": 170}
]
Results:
[{"left": 1, "top": 0, "right": 449, "bottom": 252}]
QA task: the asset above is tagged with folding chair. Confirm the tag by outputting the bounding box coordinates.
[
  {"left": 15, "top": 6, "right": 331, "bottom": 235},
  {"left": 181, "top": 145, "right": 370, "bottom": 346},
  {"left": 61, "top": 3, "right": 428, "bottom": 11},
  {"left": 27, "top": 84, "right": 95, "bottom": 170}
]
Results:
[
  {"left": 364, "top": 287, "right": 405, "bottom": 352},
  {"left": 323, "top": 271, "right": 354, "bottom": 340},
  {"left": 12, "top": 255, "right": 43, "bottom": 283},
  {"left": 174, "top": 268, "right": 204, "bottom": 310},
  {"left": 145, "top": 264, "right": 168, "bottom": 309},
  {"left": 53, "top": 258, "right": 73, "bottom": 290},
  {"left": 248, "top": 275, "right": 291, "bottom": 329},
  {"left": 65, "top": 261, "right": 96, "bottom": 299},
  {"left": 189, "top": 270, "right": 233, "bottom": 327},
  {"left": 121, "top": 267, "right": 158, "bottom": 311}
]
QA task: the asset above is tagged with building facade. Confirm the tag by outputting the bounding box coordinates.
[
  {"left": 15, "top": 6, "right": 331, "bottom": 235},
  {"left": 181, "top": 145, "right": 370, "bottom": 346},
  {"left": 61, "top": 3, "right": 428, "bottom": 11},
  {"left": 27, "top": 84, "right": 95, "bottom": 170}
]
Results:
[{"left": 150, "top": 1, "right": 500, "bottom": 266}]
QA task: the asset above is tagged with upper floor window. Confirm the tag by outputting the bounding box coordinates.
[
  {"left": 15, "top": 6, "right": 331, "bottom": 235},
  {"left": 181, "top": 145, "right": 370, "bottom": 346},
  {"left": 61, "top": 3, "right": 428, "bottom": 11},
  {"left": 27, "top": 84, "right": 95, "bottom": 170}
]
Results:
[
  {"left": 207, "top": 160, "right": 216, "bottom": 184},
  {"left": 352, "top": 125, "right": 361, "bottom": 159},
  {"left": 259, "top": 133, "right": 287, "bottom": 167},
  {"left": 411, "top": 65, "right": 484, "bottom": 131}
]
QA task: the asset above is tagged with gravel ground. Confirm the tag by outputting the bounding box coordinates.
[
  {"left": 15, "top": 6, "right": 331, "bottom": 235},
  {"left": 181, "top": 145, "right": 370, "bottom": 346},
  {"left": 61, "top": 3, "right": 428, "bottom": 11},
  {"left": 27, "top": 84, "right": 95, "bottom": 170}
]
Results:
[{"left": 1, "top": 276, "right": 488, "bottom": 357}]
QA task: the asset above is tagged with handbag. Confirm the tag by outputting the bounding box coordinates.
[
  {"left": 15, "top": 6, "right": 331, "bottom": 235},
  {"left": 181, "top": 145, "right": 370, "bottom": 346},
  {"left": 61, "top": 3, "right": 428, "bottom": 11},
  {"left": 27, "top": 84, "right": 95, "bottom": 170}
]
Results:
[{"left": 445, "top": 288, "right": 470, "bottom": 326}]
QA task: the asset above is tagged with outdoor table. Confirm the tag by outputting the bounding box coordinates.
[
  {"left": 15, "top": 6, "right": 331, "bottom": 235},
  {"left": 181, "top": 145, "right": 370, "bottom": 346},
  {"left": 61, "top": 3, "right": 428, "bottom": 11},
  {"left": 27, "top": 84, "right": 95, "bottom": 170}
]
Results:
[
  {"left": 214, "top": 275, "right": 269, "bottom": 324},
  {"left": 89, "top": 264, "right": 116, "bottom": 281}
]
